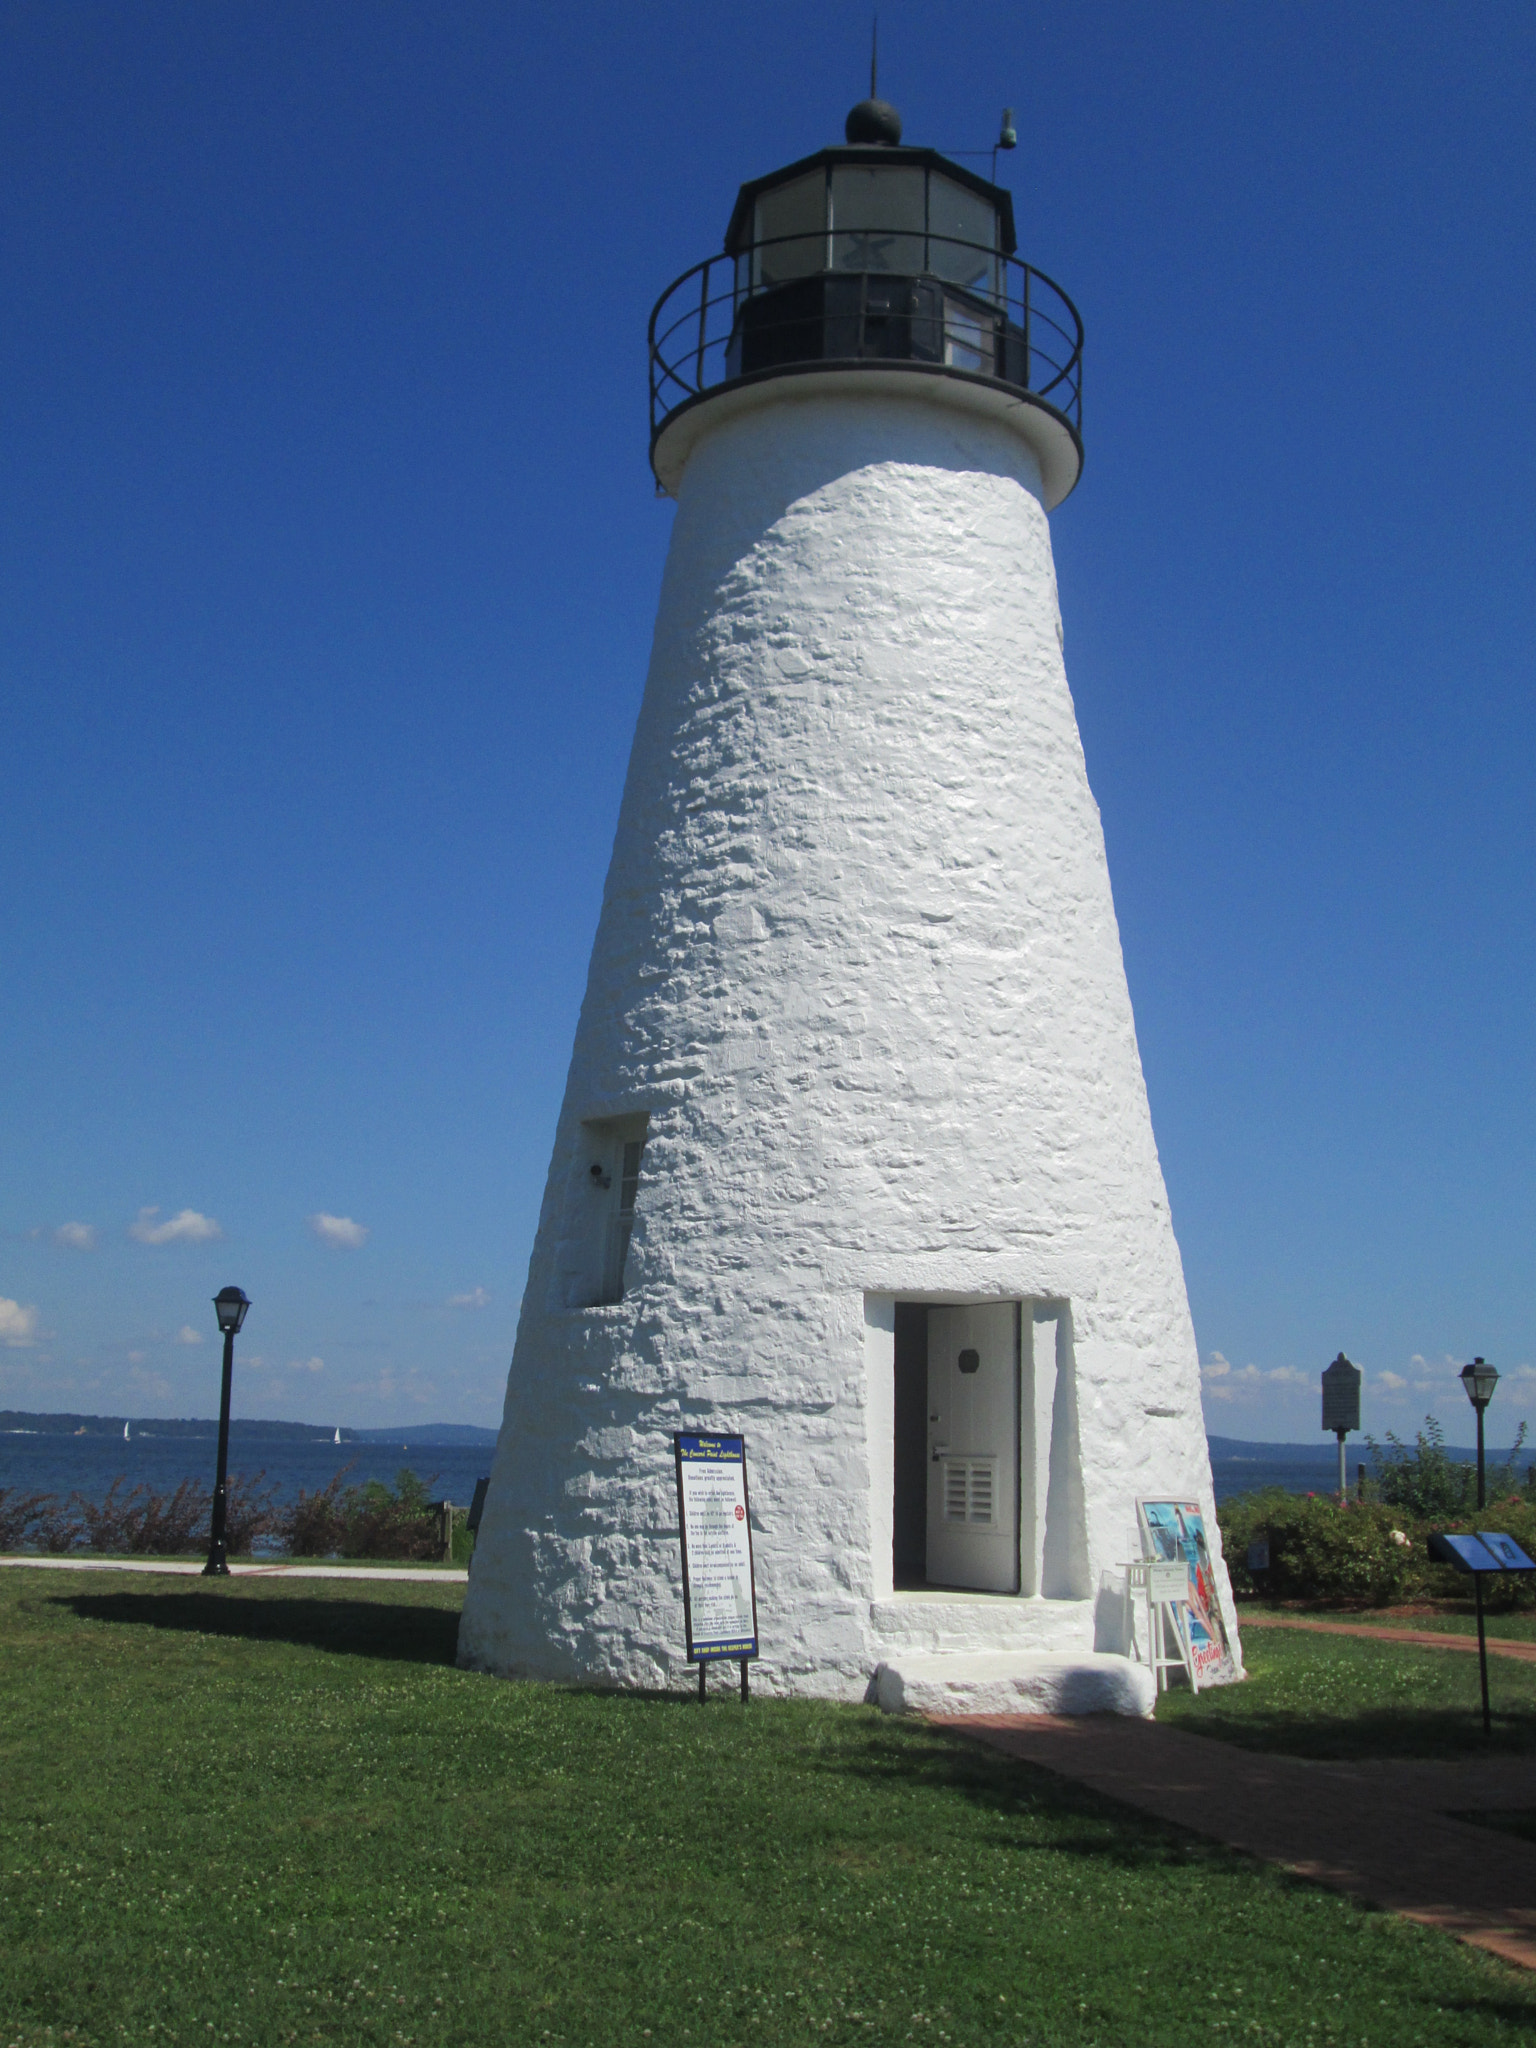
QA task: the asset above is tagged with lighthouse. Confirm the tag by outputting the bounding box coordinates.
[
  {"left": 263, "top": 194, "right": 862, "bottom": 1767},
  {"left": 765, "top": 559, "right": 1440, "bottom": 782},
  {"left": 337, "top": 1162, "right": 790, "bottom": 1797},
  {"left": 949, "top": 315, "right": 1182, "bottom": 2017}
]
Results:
[{"left": 458, "top": 95, "right": 1240, "bottom": 1710}]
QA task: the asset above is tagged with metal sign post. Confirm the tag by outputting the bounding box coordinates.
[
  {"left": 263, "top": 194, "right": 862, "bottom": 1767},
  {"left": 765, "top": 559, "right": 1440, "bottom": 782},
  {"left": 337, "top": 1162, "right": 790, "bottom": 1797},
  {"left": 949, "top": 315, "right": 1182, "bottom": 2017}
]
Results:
[
  {"left": 1427, "top": 1530, "right": 1535, "bottom": 1734},
  {"left": 674, "top": 1432, "right": 759, "bottom": 1701}
]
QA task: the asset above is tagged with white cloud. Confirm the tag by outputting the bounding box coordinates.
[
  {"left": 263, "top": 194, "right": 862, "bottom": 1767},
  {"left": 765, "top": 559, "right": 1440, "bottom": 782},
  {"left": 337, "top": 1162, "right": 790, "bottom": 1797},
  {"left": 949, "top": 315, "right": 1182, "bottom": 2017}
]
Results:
[
  {"left": 1199, "top": 1352, "right": 1315, "bottom": 1399},
  {"left": 308, "top": 1213, "right": 369, "bottom": 1250},
  {"left": 1376, "top": 1370, "right": 1407, "bottom": 1391},
  {"left": 129, "top": 1365, "right": 171, "bottom": 1399},
  {"left": 174, "top": 1324, "right": 205, "bottom": 1346},
  {"left": 52, "top": 1222, "right": 97, "bottom": 1251},
  {"left": 288, "top": 1355, "right": 324, "bottom": 1374},
  {"left": 447, "top": 1286, "right": 490, "bottom": 1309},
  {"left": 127, "top": 1349, "right": 147, "bottom": 1364},
  {"left": 0, "top": 1298, "right": 39, "bottom": 1347},
  {"left": 130, "top": 1206, "right": 222, "bottom": 1246}
]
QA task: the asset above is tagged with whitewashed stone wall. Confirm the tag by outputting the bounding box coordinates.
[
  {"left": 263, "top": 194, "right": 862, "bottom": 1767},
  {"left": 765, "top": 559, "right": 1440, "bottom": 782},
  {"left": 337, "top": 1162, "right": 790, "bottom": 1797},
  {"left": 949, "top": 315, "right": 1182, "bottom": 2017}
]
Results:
[{"left": 458, "top": 383, "right": 1238, "bottom": 1697}]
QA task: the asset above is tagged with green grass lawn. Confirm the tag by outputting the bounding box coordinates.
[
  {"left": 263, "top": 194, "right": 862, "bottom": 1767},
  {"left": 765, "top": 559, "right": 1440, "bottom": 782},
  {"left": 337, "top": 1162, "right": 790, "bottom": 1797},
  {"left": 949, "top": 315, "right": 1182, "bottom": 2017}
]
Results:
[
  {"left": 2, "top": 1572, "right": 1534, "bottom": 2047},
  {"left": 1159, "top": 1625, "right": 1536, "bottom": 1759}
]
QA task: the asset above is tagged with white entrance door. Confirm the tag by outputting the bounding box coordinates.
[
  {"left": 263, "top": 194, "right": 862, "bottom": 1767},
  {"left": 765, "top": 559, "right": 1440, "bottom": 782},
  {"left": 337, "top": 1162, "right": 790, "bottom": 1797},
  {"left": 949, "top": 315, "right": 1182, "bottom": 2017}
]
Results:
[{"left": 925, "top": 1303, "right": 1019, "bottom": 1592}]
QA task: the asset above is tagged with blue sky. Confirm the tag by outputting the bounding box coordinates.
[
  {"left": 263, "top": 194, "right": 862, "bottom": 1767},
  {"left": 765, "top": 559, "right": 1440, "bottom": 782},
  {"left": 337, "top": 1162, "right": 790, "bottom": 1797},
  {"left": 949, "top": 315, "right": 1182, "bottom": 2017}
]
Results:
[{"left": 2, "top": 2, "right": 1532, "bottom": 1443}]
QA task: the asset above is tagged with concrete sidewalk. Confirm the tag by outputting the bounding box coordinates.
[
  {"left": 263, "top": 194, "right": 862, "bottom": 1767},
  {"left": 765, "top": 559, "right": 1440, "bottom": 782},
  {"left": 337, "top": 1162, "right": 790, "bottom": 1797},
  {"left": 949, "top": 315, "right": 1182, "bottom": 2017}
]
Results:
[
  {"left": 944, "top": 1711, "right": 1536, "bottom": 1972},
  {"left": 0, "top": 1555, "right": 467, "bottom": 1584}
]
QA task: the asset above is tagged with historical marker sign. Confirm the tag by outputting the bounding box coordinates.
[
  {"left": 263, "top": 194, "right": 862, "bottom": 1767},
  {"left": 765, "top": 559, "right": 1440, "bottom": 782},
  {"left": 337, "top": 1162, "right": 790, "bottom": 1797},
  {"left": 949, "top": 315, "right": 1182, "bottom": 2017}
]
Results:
[
  {"left": 1321, "top": 1353, "right": 1362, "bottom": 1435},
  {"left": 674, "top": 1433, "right": 759, "bottom": 1662}
]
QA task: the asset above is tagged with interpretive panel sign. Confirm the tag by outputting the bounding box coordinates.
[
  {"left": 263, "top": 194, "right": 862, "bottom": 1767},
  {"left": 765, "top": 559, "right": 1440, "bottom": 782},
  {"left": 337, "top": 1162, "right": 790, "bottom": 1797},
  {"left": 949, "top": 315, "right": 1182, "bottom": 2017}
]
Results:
[
  {"left": 1429, "top": 1531, "right": 1505, "bottom": 1574},
  {"left": 1138, "top": 1499, "right": 1236, "bottom": 1686},
  {"left": 674, "top": 1433, "right": 759, "bottom": 1662},
  {"left": 1428, "top": 1530, "right": 1535, "bottom": 1574},
  {"left": 1478, "top": 1532, "right": 1535, "bottom": 1571}
]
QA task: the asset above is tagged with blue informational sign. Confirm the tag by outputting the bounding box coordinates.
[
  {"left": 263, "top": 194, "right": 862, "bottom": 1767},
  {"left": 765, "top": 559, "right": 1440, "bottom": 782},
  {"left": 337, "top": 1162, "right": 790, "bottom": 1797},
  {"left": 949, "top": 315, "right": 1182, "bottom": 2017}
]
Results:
[
  {"left": 1477, "top": 1532, "right": 1536, "bottom": 1571},
  {"left": 674, "top": 1433, "right": 759, "bottom": 1662},
  {"left": 1428, "top": 1531, "right": 1509, "bottom": 1574}
]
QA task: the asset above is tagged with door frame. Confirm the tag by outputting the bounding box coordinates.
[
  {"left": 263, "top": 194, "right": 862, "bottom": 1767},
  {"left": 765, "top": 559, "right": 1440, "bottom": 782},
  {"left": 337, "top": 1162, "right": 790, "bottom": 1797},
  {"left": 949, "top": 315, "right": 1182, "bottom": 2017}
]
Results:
[{"left": 869, "top": 1291, "right": 1066, "bottom": 1601}]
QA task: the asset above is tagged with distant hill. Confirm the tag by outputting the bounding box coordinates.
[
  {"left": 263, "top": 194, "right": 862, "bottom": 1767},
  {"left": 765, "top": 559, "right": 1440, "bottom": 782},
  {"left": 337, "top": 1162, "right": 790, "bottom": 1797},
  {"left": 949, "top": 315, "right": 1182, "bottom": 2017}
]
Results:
[
  {"left": 348, "top": 1424, "right": 499, "bottom": 1446},
  {"left": 1207, "top": 1432, "right": 1505, "bottom": 1463},
  {"left": 0, "top": 1410, "right": 498, "bottom": 1446}
]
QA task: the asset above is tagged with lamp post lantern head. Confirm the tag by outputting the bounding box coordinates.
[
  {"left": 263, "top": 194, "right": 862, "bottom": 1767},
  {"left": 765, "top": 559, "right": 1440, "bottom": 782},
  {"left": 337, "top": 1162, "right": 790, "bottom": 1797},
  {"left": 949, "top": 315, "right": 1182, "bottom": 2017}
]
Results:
[
  {"left": 213, "top": 1286, "right": 251, "bottom": 1336},
  {"left": 1460, "top": 1357, "right": 1498, "bottom": 1411}
]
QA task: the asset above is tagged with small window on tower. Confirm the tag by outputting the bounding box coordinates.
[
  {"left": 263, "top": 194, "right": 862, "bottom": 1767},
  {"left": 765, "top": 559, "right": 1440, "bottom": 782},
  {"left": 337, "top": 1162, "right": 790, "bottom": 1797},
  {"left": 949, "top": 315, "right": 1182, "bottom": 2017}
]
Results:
[
  {"left": 575, "top": 1112, "right": 650, "bottom": 1309},
  {"left": 607, "top": 1139, "right": 645, "bottom": 1302}
]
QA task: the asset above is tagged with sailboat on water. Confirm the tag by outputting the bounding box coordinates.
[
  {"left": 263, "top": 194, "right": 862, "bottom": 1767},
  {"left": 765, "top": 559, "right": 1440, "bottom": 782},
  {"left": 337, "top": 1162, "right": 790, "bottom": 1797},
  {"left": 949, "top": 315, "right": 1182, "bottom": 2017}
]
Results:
[
  {"left": 123, "top": 1420, "right": 130, "bottom": 1441},
  {"left": 333, "top": 1427, "right": 341, "bottom": 1445}
]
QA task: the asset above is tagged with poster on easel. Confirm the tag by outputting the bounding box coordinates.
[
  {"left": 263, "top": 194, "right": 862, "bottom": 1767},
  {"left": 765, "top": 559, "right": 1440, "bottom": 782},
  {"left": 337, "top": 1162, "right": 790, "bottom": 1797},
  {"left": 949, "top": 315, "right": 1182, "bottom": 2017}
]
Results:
[
  {"left": 1137, "top": 1499, "right": 1236, "bottom": 1686},
  {"left": 674, "top": 1433, "right": 759, "bottom": 1663}
]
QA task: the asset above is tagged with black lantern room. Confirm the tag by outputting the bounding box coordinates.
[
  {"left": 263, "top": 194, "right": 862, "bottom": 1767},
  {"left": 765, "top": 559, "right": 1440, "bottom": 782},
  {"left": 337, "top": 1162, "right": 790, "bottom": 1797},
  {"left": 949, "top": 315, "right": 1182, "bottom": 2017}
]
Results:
[{"left": 648, "top": 100, "right": 1083, "bottom": 504}]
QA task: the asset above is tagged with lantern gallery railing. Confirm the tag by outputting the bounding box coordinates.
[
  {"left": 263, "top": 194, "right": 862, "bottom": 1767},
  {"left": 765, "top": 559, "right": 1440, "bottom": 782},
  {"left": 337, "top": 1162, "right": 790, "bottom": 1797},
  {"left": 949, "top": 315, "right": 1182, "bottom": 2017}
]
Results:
[{"left": 648, "top": 231, "right": 1083, "bottom": 467}]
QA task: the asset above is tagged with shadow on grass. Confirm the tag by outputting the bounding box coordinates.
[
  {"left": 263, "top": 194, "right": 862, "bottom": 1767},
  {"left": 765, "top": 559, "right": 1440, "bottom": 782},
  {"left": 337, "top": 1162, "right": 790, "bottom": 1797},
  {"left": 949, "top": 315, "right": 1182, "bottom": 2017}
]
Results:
[
  {"left": 55, "top": 1590, "right": 461, "bottom": 1665},
  {"left": 1450, "top": 1808, "right": 1536, "bottom": 1845},
  {"left": 861, "top": 1725, "right": 1536, "bottom": 2025},
  {"left": 1160, "top": 1702, "right": 1536, "bottom": 1762}
]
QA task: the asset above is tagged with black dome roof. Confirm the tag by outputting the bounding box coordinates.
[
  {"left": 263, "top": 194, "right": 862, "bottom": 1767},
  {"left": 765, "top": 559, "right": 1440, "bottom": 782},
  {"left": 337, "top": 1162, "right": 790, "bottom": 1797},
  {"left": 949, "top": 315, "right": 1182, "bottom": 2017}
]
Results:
[{"left": 844, "top": 98, "right": 902, "bottom": 145}]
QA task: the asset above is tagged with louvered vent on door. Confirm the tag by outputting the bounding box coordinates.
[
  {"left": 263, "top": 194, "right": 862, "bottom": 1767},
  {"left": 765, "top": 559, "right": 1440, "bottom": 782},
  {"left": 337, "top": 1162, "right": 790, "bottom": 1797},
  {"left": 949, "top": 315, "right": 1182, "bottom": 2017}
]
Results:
[{"left": 942, "top": 1457, "right": 997, "bottom": 1526}]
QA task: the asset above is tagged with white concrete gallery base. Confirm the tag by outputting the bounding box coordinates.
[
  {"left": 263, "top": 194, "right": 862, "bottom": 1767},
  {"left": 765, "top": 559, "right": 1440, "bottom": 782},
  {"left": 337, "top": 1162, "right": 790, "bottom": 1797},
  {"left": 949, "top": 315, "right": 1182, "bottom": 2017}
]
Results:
[{"left": 874, "top": 1651, "right": 1157, "bottom": 1720}]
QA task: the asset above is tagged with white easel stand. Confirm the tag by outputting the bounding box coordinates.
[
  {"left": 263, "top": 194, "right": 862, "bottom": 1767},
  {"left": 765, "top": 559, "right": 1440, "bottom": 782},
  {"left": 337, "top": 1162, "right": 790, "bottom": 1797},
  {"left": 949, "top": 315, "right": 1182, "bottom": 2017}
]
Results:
[{"left": 1125, "top": 1559, "right": 1199, "bottom": 1695}]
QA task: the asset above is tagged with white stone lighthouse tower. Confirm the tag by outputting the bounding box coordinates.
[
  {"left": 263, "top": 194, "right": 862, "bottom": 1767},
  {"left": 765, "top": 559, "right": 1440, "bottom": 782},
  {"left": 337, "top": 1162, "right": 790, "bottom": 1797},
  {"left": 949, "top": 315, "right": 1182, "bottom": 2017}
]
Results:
[{"left": 459, "top": 95, "right": 1239, "bottom": 1709}]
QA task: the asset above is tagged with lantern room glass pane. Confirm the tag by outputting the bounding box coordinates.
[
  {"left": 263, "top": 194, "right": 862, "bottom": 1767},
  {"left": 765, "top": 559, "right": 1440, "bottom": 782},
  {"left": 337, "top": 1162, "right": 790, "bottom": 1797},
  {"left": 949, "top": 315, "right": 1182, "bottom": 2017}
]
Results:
[
  {"left": 944, "top": 297, "right": 992, "bottom": 374},
  {"left": 830, "top": 165, "right": 925, "bottom": 274},
  {"left": 928, "top": 175, "right": 999, "bottom": 297},
  {"left": 753, "top": 172, "right": 827, "bottom": 288}
]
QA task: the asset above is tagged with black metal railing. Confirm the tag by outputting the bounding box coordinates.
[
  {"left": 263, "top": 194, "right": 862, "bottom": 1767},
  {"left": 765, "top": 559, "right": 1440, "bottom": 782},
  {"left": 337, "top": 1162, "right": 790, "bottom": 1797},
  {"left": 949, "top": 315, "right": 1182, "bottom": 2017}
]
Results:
[{"left": 649, "top": 230, "right": 1082, "bottom": 453}]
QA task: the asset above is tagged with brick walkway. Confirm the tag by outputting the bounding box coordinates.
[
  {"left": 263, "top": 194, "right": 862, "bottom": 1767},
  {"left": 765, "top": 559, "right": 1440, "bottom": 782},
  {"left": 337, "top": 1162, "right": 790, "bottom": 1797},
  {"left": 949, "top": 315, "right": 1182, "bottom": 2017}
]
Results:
[
  {"left": 1243, "top": 1611, "right": 1536, "bottom": 1663},
  {"left": 942, "top": 1713, "right": 1536, "bottom": 1971}
]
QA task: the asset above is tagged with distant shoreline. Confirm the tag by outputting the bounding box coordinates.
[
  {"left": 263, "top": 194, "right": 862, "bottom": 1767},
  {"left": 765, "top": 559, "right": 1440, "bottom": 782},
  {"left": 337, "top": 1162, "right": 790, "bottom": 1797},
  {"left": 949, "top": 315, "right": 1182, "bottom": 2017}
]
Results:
[
  {"left": 1207, "top": 1432, "right": 1526, "bottom": 1462},
  {"left": 0, "top": 1409, "right": 498, "bottom": 1447},
  {"left": 1, "top": 1416, "right": 1518, "bottom": 1459}
]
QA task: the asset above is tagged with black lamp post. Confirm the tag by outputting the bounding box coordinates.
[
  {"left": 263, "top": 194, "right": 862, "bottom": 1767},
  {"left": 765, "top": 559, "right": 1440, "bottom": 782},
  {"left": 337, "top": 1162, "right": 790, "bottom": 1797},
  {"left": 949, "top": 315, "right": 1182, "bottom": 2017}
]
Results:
[
  {"left": 203, "top": 1286, "right": 251, "bottom": 1577},
  {"left": 1459, "top": 1355, "right": 1499, "bottom": 1734},
  {"left": 1460, "top": 1357, "right": 1499, "bottom": 1508}
]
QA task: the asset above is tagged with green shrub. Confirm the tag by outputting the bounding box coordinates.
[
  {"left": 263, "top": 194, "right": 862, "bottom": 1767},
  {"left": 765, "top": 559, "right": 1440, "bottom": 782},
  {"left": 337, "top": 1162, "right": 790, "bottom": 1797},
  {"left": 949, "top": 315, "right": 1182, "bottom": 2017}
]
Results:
[
  {"left": 1219, "top": 1491, "right": 1428, "bottom": 1605},
  {"left": 282, "top": 1469, "right": 350, "bottom": 1556},
  {"left": 277, "top": 1466, "right": 442, "bottom": 1560},
  {"left": 1364, "top": 1412, "right": 1530, "bottom": 1517},
  {"left": 0, "top": 1487, "right": 55, "bottom": 1549},
  {"left": 70, "top": 1472, "right": 278, "bottom": 1556},
  {"left": 1219, "top": 1486, "right": 1536, "bottom": 1608},
  {"left": 338, "top": 1468, "right": 442, "bottom": 1561},
  {"left": 3, "top": 1467, "right": 442, "bottom": 1561}
]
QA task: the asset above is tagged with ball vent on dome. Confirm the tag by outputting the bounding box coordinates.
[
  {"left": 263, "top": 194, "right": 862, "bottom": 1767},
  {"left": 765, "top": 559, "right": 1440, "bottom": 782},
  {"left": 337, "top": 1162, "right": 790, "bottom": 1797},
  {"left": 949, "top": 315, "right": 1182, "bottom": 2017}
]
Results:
[{"left": 844, "top": 97, "right": 903, "bottom": 145}]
